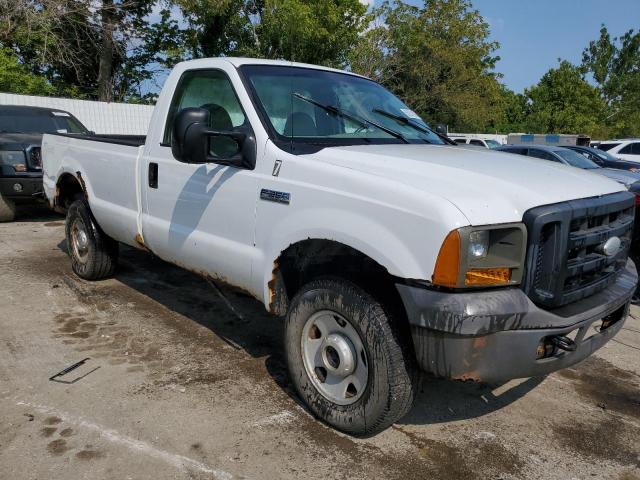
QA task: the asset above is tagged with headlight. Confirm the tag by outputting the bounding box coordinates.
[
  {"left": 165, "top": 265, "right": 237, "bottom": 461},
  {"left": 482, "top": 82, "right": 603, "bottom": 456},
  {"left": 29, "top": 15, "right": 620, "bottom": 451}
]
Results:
[
  {"left": 0, "top": 151, "right": 27, "bottom": 172},
  {"left": 468, "top": 230, "right": 489, "bottom": 258},
  {"left": 432, "top": 224, "right": 527, "bottom": 288}
]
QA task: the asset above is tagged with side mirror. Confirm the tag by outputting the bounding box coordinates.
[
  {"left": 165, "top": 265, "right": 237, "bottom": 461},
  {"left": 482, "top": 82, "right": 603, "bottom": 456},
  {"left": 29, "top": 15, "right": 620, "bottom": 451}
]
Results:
[
  {"left": 435, "top": 124, "right": 447, "bottom": 135},
  {"left": 171, "top": 107, "right": 255, "bottom": 168}
]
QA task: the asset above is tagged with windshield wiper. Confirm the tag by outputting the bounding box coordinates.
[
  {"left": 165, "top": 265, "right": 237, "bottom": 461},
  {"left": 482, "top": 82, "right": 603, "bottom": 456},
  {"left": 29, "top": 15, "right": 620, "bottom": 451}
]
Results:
[
  {"left": 292, "top": 93, "right": 409, "bottom": 144},
  {"left": 372, "top": 108, "right": 454, "bottom": 146},
  {"left": 372, "top": 108, "right": 432, "bottom": 135}
]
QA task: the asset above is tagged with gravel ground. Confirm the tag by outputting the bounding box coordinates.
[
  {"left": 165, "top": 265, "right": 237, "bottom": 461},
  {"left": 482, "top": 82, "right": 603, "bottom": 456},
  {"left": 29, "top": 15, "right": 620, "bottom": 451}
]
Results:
[{"left": 1, "top": 204, "right": 639, "bottom": 480}]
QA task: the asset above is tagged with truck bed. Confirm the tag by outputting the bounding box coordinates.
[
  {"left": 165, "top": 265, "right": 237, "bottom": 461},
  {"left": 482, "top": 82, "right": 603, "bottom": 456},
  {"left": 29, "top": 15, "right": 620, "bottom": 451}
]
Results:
[{"left": 42, "top": 133, "right": 144, "bottom": 247}]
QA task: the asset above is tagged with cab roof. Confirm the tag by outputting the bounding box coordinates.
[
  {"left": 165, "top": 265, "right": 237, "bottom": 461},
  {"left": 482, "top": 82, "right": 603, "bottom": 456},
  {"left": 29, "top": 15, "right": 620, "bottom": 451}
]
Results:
[
  {"left": 0, "top": 105, "right": 73, "bottom": 116},
  {"left": 176, "top": 57, "right": 366, "bottom": 79}
]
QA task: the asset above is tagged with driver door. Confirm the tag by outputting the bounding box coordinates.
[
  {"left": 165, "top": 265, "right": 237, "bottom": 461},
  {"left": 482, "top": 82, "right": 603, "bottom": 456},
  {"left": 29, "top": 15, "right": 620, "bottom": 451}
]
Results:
[{"left": 141, "top": 69, "right": 258, "bottom": 291}]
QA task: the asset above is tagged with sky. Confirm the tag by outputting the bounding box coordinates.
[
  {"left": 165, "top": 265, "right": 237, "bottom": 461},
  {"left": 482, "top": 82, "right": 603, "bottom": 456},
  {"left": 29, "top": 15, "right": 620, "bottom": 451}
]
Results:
[
  {"left": 468, "top": 0, "right": 640, "bottom": 93},
  {"left": 142, "top": 0, "right": 640, "bottom": 96}
]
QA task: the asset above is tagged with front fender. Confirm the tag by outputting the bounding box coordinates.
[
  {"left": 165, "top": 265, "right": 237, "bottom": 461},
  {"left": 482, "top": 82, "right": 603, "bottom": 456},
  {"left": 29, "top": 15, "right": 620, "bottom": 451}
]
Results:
[{"left": 255, "top": 203, "right": 467, "bottom": 308}]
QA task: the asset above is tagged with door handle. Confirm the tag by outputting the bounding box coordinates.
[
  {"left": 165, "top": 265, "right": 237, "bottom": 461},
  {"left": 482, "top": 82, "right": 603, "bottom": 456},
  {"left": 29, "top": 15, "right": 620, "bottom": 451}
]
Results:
[{"left": 148, "top": 162, "right": 158, "bottom": 189}]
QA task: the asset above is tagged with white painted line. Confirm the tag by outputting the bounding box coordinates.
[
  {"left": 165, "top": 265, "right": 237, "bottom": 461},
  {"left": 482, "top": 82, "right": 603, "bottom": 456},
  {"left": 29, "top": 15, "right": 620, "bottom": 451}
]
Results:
[{"left": 16, "top": 400, "right": 236, "bottom": 479}]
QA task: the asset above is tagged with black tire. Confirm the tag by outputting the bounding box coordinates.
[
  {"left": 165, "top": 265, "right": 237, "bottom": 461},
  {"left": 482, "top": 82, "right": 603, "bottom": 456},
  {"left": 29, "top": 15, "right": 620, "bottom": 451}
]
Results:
[
  {"left": 65, "top": 199, "right": 118, "bottom": 280},
  {"left": 0, "top": 194, "right": 16, "bottom": 222},
  {"left": 284, "top": 278, "right": 417, "bottom": 436}
]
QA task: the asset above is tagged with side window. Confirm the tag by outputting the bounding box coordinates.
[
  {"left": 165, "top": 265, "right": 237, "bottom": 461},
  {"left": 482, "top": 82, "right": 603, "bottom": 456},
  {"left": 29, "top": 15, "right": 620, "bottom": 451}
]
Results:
[
  {"left": 584, "top": 152, "right": 603, "bottom": 164},
  {"left": 163, "top": 70, "right": 246, "bottom": 145},
  {"left": 619, "top": 143, "right": 634, "bottom": 154},
  {"left": 469, "top": 139, "right": 484, "bottom": 146},
  {"left": 454, "top": 138, "right": 467, "bottom": 144},
  {"left": 528, "top": 149, "right": 558, "bottom": 161},
  {"left": 632, "top": 143, "right": 640, "bottom": 155},
  {"left": 597, "top": 143, "right": 620, "bottom": 152}
]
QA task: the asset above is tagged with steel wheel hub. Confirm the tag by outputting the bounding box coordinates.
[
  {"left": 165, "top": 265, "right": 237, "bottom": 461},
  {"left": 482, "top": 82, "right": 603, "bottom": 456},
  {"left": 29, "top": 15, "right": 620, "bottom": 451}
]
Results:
[
  {"left": 321, "top": 333, "right": 356, "bottom": 377},
  {"left": 71, "top": 220, "right": 89, "bottom": 263},
  {"left": 301, "top": 310, "right": 369, "bottom": 405}
]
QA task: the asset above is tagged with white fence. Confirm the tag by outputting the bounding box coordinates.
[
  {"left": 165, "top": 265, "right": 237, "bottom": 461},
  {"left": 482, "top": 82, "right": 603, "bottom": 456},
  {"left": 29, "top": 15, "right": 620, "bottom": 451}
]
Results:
[{"left": 0, "top": 93, "right": 154, "bottom": 135}]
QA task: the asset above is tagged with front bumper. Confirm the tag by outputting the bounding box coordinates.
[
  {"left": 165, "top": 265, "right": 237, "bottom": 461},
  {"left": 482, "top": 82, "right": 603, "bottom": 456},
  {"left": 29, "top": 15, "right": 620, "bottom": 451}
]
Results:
[
  {"left": 397, "top": 259, "right": 637, "bottom": 383},
  {"left": 0, "top": 176, "right": 43, "bottom": 200}
]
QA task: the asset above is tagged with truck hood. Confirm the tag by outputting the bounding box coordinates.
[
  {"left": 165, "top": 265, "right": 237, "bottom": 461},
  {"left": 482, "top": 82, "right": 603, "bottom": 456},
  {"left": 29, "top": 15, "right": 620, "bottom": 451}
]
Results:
[
  {"left": 305, "top": 144, "right": 626, "bottom": 225},
  {"left": 0, "top": 133, "right": 42, "bottom": 150}
]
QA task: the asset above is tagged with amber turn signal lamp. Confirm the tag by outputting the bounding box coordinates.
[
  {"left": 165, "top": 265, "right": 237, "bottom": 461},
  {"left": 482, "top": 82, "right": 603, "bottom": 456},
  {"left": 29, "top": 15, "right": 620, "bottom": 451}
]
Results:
[
  {"left": 432, "top": 230, "right": 461, "bottom": 287},
  {"left": 464, "top": 268, "right": 511, "bottom": 286}
]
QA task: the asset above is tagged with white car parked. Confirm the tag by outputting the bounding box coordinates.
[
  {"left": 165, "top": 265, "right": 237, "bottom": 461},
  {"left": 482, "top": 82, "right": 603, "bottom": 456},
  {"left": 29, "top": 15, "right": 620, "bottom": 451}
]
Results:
[
  {"left": 597, "top": 139, "right": 640, "bottom": 163},
  {"left": 451, "top": 136, "right": 502, "bottom": 149}
]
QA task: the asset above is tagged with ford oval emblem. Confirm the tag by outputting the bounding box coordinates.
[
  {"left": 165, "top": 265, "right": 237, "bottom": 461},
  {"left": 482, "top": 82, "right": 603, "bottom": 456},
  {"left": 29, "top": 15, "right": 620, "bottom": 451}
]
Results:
[{"left": 602, "top": 236, "right": 621, "bottom": 257}]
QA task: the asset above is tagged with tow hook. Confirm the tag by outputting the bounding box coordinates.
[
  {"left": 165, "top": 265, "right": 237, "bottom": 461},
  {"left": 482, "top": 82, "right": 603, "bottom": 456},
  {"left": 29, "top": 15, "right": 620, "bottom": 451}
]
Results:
[
  {"left": 550, "top": 335, "right": 577, "bottom": 352},
  {"left": 537, "top": 334, "right": 577, "bottom": 359}
]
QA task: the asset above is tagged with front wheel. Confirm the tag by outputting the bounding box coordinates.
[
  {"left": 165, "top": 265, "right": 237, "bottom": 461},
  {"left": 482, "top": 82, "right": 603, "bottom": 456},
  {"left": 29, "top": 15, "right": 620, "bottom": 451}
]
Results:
[
  {"left": 0, "top": 194, "right": 16, "bottom": 222},
  {"left": 65, "top": 199, "right": 118, "bottom": 280},
  {"left": 284, "top": 278, "right": 417, "bottom": 436}
]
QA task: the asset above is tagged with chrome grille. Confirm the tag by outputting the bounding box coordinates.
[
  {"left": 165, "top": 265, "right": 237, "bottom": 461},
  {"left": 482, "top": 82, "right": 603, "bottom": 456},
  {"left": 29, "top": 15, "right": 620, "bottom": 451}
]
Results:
[{"left": 522, "top": 192, "right": 634, "bottom": 308}]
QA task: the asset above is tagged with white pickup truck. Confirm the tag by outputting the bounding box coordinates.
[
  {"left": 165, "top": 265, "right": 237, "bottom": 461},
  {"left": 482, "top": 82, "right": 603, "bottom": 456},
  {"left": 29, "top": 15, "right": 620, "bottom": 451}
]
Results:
[{"left": 42, "top": 58, "right": 637, "bottom": 436}]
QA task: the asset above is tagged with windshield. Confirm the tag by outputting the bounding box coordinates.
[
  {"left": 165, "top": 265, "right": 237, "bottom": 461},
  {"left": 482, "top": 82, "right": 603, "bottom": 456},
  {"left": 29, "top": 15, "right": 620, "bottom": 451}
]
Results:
[
  {"left": 485, "top": 139, "right": 501, "bottom": 149},
  {"left": 584, "top": 147, "right": 619, "bottom": 162},
  {"left": 240, "top": 65, "right": 444, "bottom": 146},
  {"left": 555, "top": 149, "right": 600, "bottom": 169},
  {"left": 0, "top": 110, "right": 88, "bottom": 134}
]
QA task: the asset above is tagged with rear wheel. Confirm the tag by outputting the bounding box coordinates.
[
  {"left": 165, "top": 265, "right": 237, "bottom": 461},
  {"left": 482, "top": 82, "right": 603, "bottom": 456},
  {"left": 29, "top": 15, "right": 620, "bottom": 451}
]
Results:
[
  {"left": 65, "top": 199, "right": 118, "bottom": 280},
  {"left": 284, "top": 278, "right": 417, "bottom": 436},
  {"left": 0, "top": 194, "right": 16, "bottom": 222}
]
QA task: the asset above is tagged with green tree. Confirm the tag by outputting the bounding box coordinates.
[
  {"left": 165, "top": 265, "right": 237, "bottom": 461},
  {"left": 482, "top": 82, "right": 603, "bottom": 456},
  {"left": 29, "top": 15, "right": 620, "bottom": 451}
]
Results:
[
  {"left": 111, "top": 4, "right": 186, "bottom": 102},
  {"left": 582, "top": 26, "right": 640, "bottom": 137},
  {"left": 348, "top": 0, "right": 503, "bottom": 132},
  {"left": 173, "top": 0, "right": 368, "bottom": 67},
  {"left": 525, "top": 60, "right": 607, "bottom": 136},
  {"left": 494, "top": 87, "right": 529, "bottom": 133},
  {"left": 256, "top": 0, "right": 367, "bottom": 66},
  {"left": 0, "top": 48, "right": 54, "bottom": 95},
  {"left": 0, "top": 0, "right": 178, "bottom": 102}
]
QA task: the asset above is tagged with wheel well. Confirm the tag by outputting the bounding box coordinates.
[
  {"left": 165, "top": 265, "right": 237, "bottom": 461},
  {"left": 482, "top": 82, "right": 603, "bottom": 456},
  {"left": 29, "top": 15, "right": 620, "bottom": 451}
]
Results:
[
  {"left": 54, "top": 173, "right": 86, "bottom": 212},
  {"left": 269, "top": 239, "right": 407, "bottom": 321}
]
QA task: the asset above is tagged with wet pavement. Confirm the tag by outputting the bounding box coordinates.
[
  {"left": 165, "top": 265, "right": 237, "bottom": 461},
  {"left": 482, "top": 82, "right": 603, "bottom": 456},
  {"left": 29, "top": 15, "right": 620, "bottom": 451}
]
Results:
[{"left": 1, "top": 205, "right": 639, "bottom": 480}]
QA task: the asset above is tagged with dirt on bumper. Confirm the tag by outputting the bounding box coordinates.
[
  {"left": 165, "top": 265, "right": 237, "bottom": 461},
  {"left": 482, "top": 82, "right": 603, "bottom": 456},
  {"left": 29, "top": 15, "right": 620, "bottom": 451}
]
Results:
[{"left": 398, "top": 260, "right": 637, "bottom": 382}]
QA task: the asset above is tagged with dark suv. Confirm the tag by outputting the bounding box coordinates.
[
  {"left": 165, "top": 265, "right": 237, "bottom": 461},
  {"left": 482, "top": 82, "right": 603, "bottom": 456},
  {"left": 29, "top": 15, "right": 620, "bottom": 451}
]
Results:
[{"left": 0, "top": 105, "right": 89, "bottom": 221}]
